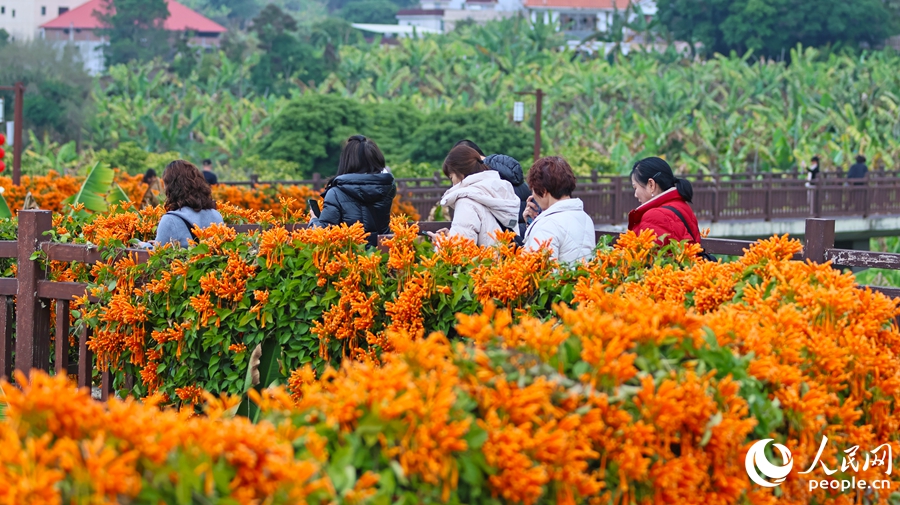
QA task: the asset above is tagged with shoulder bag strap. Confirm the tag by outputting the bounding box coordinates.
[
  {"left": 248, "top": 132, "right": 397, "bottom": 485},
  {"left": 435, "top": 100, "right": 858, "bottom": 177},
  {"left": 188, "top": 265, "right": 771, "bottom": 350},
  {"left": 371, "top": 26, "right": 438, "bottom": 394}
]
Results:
[
  {"left": 166, "top": 212, "right": 199, "bottom": 241},
  {"left": 661, "top": 205, "right": 700, "bottom": 244}
]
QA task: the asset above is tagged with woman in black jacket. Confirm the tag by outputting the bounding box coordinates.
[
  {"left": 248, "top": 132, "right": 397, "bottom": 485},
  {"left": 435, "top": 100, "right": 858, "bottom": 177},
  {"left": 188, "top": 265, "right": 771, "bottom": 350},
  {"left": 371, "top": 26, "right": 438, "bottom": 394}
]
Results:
[{"left": 310, "top": 135, "right": 397, "bottom": 247}]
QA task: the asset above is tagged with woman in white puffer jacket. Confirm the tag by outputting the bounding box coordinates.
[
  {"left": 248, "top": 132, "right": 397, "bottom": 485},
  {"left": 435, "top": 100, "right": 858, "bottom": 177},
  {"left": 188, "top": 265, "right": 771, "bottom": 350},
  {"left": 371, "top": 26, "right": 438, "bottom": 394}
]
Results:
[
  {"left": 522, "top": 156, "right": 596, "bottom": 263},
  {"left": 434, "top": 145, "right": 521, "bottom": 247}
]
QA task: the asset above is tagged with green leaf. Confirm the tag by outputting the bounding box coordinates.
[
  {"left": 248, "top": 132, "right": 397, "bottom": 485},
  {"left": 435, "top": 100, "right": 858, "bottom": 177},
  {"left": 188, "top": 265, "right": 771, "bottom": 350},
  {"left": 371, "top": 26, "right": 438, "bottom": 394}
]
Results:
[
  {"left": 236, "top": 338, "right": 283, "bottom": 422},
  {"left": 66, "top": 161, "right": 117, "bottom": 214},
  {"left": 0, "top": 193, "right": 12, "bottom": 219},
  {"left": 107, "top": 183, "right": 130, "bottom": 206}
]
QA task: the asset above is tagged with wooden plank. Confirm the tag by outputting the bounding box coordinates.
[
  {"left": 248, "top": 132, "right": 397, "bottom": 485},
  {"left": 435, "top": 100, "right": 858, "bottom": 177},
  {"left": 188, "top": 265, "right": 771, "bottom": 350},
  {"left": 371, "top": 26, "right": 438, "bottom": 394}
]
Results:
[
  {"left": 42, "top": 242, "right": 101, "bottom": 263},
  {"left": 0, "top": 296, "right": 11, "bottom": 380},
  {"left": 0, "top": 278, "right": 17, "bottom": 296},
  {"left": 702, "top": 238, "right": 756, "bottom": 256},
  {"left": 55, "top": 300, "right": 69, "bottom": 377},
  {"left": 231, "top": 223, "right": 309, "bottom": 234},
  {"left": 77, "top": 326, "right": 93, "bottom": 390},
  {"left": 824, "top": 249, "right": 900, "bottom": 270},
  {"left": 42, "top": 243, "right": 151, "bottom": 265},
  {"left": 0, "top": 240, "right": 17, "bottom": 259},
  {"left": 16, "top": 210, "right": 53, "bottom": 375},
  {"left": 866, "top": 286, "right": 900, "bottom": 299},
  {"left": 37, "top": 280, "right": 89, "bottom": 301}
]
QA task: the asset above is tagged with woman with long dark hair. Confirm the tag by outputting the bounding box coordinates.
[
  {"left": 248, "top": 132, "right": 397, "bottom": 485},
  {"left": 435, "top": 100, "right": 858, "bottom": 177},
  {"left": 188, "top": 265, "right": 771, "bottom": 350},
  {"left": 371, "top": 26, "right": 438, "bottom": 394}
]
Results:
[
  {"left": 154, "top": 160, "right": 224, "bottom": 247},
  {"left": 628, "top": 157, "right": 702, "bottom": 245},
  {"left": 309, "top": 135, "right": 396, "bottom": 247}
]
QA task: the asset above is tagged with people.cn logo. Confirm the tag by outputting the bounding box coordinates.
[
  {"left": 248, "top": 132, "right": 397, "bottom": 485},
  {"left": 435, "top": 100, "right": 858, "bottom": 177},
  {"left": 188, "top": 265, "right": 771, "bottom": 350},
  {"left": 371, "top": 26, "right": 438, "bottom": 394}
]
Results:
[{"left": 745, "top": 439, "right": 794, "bottom": 487}]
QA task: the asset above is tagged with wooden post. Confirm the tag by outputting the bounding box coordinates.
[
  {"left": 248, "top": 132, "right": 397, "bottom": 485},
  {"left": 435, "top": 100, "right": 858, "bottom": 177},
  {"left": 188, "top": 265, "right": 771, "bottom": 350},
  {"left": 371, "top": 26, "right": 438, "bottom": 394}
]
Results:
[
  {"left": 312, "top": 173, "right": 322, "bottom": 192},
  {"left": 55, "top": 300, "right": 70, "bottom": 377},
  {"left": 0, "top": 295, "right": 11, "bottom": 379},
  {"left": 249, "top": 174, "right": 259, "bottom": 189},
  {"left": 78, "top": 325, "right": 93, "bottom": 389},
  {"left": 611, "top": 177, "right": 622, "bottom": 224},
  {"left": 12, "top": 82, "right": 23, "bottom": 186},
  {"left": 711, "top": 190, "right": 719, "bottom": 223},
  {"left": 533, "top": 88, "right": 543, "bottom": 163},
  {"left": 16, "top": 210, "right": 53, "bottom": 375},
  {"left": 763, "top": 173, "right": 772, "bottom": 221},
  {"left": 803, "top": 218, "right": 835, "bottom": 264}
]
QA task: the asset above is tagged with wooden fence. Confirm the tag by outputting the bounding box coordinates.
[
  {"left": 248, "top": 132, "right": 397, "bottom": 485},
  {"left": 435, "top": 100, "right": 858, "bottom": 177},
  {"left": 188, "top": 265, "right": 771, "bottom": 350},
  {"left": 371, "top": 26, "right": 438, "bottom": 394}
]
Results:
[
  {"left": 1, "top": 211, "right": 899, "bottom": 399},
  {"left": 224, "top": 171, "right": 900, "bottom": 225}
]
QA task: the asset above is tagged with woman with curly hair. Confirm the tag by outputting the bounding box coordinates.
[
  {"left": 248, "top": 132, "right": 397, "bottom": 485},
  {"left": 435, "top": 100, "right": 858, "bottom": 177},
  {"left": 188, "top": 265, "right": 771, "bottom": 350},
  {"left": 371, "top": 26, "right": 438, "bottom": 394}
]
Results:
[{"left": 154, "top": 160, "right": 224, "bottom": 247}]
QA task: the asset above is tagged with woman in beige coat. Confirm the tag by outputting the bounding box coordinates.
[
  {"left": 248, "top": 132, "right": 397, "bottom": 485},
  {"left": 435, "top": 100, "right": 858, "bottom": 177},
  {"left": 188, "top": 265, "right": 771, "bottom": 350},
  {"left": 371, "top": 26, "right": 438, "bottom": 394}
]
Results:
[{"left": 431, "top": 145, "right": 520, "bottom": 247}]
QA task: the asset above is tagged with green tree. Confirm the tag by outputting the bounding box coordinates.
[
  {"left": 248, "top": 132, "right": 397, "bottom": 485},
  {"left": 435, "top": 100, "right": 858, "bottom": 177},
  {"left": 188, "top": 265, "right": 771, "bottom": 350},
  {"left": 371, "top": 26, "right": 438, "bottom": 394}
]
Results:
[
  {"left": 657, "top": 0, "right": 899, "bottom": 58},
  {"left": 408, "top": 110, "right": 532, "bottom": 166},
  {"left": 250, "top": 4, "right": 329, "bottom": 93},
  {"left": 256, "top": 94, "right": 367, "bottom": 176},
  {"left": 0, "top": 41, "right": 92, "bottom": 143},
  {"left": 95, "top": 0, "right": 171, "bottom": 66},
  {"left": 367, "top": 102, "right": 424, "bottom": 163},
  {"left": 0, "top": 29, "right": 9, "bottom": 47},
  {"left": 338, "top": 0, "right": 399, "bottom": 24}
]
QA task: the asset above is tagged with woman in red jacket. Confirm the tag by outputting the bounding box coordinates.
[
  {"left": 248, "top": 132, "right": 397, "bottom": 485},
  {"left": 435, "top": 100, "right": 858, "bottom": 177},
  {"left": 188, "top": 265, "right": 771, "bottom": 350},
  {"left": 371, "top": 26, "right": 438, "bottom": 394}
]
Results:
[{"left": 628, "top": 157, "right": 702, "bottom": 245}]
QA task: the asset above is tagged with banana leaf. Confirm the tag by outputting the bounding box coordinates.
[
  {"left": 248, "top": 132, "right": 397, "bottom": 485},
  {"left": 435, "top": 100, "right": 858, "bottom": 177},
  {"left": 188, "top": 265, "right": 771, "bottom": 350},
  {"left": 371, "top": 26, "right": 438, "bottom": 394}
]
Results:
[
  {"left": 63, "top": 162, "right": 116, "bottom": 213},
  {"left": 0, "top": 192, "right": 12, "bottom": 219},
  {"left": 107, "top": 183, "right": 131, "bottom": 208}
]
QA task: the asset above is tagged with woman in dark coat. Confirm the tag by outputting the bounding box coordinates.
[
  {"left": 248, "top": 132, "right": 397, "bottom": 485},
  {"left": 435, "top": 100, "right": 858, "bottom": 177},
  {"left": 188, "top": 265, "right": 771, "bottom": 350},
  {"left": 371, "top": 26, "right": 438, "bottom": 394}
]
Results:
[
  {"left": 310, "top": 135, "right": 396, "bottom": 247},
  {"left": 627, "top": 157, "right": 702, "bottom": 245}
]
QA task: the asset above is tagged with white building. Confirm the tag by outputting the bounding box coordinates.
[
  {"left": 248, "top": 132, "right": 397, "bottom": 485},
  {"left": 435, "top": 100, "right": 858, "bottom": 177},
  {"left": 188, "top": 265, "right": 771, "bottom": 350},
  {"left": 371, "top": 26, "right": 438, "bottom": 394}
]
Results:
[
  {"left": 397, "top": 0, "right": 521, "bottom": 34},
  {"left": 523, "top": 0, "right": 655, "bottom": 38},
  {"left": 398, "top": 0, "right": 655, "bottom": 36},
  {"left": 0, "top": 0, "right": 78, "bottom": 41}
]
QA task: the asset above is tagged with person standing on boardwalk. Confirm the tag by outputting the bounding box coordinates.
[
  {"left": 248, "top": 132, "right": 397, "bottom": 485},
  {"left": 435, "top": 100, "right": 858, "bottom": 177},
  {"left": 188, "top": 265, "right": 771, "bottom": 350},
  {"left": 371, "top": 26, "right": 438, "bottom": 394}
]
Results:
[
  {"left": 202, "top": 159, "right": 218, "bottom": 186},
  {"left": 847, "top": 154, "right": 869, "bottom": 211},
  {"left": 141, "top": 168, "right": 162, "bottom": 209},
  {"left": 802, "top": 156, "right": 820, "bottom": 213}
]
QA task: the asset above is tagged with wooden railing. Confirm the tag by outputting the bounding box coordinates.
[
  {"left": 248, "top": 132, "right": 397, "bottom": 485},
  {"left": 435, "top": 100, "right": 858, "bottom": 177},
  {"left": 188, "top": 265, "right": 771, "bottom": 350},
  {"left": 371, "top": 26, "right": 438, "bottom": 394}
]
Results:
[
  {"left": 223, "top": 171, "right": 900, "bottom": 225},
  {"left": 1, "top": 212, "right": 899, "bottom": 397}
]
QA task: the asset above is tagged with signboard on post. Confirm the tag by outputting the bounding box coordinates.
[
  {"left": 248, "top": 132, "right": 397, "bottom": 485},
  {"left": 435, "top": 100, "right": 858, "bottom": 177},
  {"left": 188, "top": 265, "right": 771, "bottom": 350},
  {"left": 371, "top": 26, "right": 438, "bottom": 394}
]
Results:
[
  {"left": 5, "top": 122, "right": 11, "bottom": 146},
  {"left": 0, "top": 97, "right": 4, "bottom": 123}
]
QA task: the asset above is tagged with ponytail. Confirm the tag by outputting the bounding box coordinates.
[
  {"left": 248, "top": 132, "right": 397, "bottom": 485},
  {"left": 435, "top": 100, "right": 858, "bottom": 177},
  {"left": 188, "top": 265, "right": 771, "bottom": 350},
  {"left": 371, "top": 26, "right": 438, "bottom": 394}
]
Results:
[
  {"left": 673, "top": 178, "right": 693, "bottom": 204},
  {"left": 631, "top": 157, "right": 693, "bottom": 204}
]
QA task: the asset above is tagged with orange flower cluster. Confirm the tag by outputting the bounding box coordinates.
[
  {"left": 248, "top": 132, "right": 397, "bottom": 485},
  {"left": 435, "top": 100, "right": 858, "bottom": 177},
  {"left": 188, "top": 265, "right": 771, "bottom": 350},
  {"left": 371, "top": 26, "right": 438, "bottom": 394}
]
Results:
[
  {"left": 471, "top": 231, "right": 556, "bottom": 308},
  {"left": 0, "top": 371, "right": 332, "bottom": 505},
  {"left": 210, "top": 183, "right": 419, "bottom": 221},
  {"left": 287, "top": 332, "right": 471, "bottom": 502}
]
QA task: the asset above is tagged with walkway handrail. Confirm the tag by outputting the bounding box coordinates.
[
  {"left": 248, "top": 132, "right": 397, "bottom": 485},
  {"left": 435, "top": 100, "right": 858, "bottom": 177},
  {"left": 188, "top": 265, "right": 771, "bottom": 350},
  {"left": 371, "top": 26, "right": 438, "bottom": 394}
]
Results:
[
  {"left": 2, "top": 212, "right": 899, "bottom": 398},
  {"left": 224, "top": 172, "right": 900, "bottom": 225}
]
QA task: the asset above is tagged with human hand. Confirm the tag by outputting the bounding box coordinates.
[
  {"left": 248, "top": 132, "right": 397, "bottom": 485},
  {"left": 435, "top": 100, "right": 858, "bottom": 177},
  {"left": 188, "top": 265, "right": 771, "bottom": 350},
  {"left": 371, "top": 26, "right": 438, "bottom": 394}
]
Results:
[
  {"left": 426, "top": 228, "right": 449, "bottom": 239},
  {"left": 523, "top": 195, "right": 541, "bottom": 222}
]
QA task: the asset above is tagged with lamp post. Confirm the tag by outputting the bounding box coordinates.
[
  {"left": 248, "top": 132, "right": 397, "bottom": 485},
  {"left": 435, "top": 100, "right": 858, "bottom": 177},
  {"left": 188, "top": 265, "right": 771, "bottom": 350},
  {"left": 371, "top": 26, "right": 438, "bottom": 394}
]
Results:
[
  {"left": 0, "top": 83, "right": 24, "bottom": 186},
  {"left": 513, "top": 88, "right": 543, "bottom": 163}
]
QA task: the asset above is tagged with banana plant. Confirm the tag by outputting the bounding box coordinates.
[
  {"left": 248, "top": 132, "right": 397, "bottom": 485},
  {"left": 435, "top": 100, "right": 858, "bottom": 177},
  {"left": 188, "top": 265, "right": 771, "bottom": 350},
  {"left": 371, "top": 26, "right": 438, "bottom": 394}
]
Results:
[{"left": 63, "top": 162, "right": 129, "bottom": 215}]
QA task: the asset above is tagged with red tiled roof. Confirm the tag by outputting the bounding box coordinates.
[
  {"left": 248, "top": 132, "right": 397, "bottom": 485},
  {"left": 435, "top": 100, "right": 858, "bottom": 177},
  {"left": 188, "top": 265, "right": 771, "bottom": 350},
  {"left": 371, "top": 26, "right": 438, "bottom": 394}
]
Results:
[
  {"left": 41, "top": 0, "right": 227, "bottom": 33},
  {"left": 523, "top": 0, "right": 631, "bottom": 9}
]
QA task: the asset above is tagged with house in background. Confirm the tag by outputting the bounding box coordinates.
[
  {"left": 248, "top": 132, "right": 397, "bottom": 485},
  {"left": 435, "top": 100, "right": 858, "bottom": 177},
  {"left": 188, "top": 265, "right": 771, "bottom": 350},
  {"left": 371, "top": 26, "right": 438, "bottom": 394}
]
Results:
[
  {"left": 397, "top": 0, "right": 655, "bottom": 37},
  {"left": 39, "top": 0, "right": 226, "bottom": 75},
  {"left": 0, "top": 0, "right": 77, "bottom": 41},
  {"left": 397, "top": 0, "right": 520, "bottom": 34},
  {"left": 523, "top": 0, "right": 655, "bottom": 39}
]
